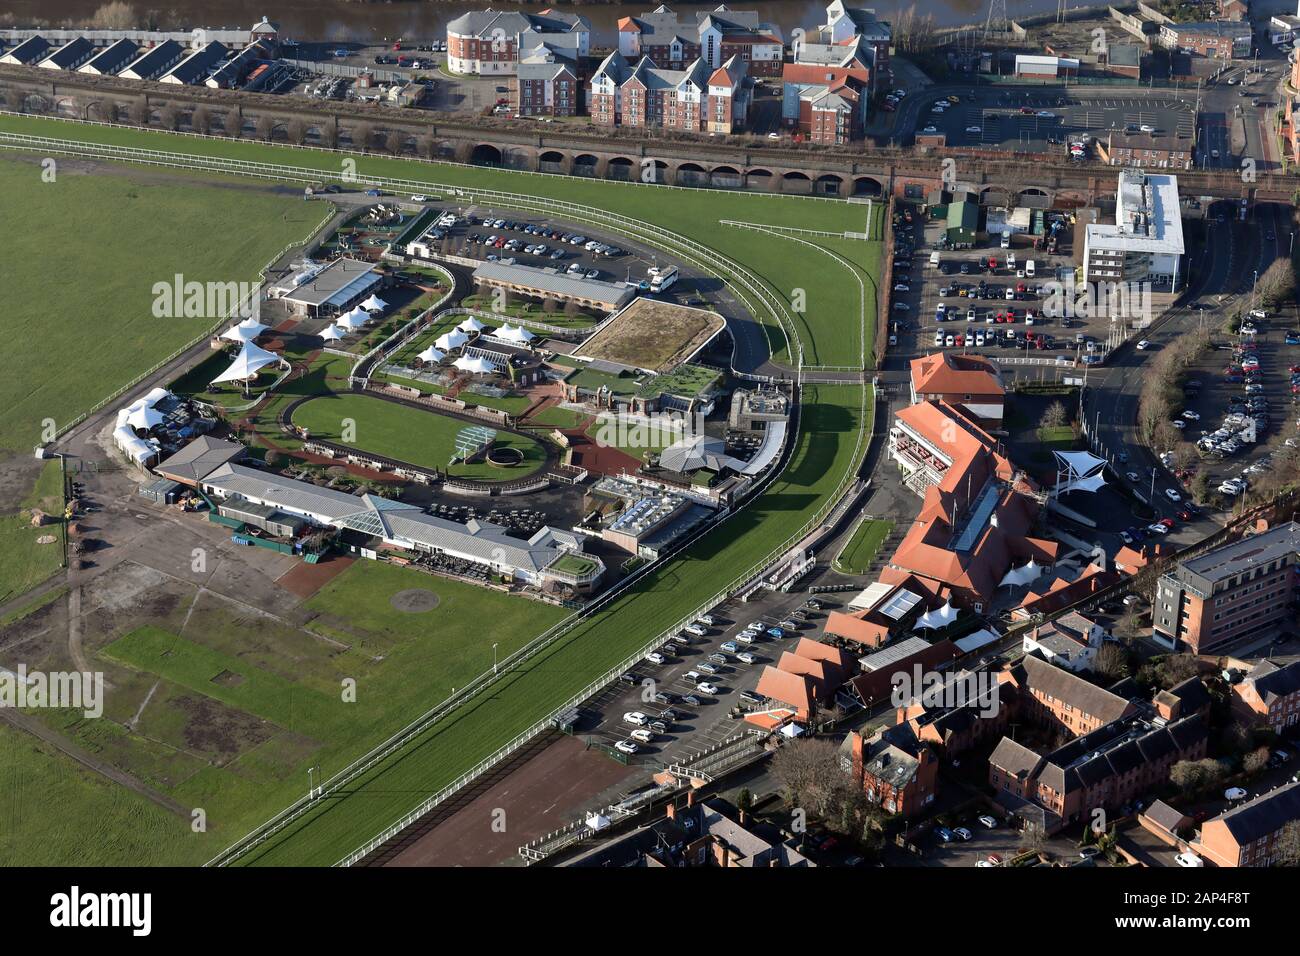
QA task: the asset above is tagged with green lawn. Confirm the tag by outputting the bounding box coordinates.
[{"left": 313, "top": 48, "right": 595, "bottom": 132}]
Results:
[
  {"left": 0, "top": 156, "right": 322, "bottom": 454},
  {"left": 529, "top": 405, "right": 588, "bottom": 429},
  {"left": 0, "top": 460, "right": 65, "bottom": 605},
  {"left": 834, "top": 519, "right": 893, "bottom": 575},
  {"left": 0, "top": 116, "right": 881, "bottom": 367},
  {"left": 291, "top": 392, "right": 546, "bottom": 480}
]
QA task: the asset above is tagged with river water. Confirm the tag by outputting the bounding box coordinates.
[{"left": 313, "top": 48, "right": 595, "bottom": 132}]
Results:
[{"left": 6, "top": 0, "right": 1064, "bottom": 44}]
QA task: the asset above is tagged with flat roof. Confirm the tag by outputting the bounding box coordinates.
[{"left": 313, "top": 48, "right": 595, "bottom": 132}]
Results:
[
  {"left": 1178, "top": 521, "right": 1300, "bottom": 585},
  {"left": 473, "top": 261, "right": 635, "bottom": 309},
  {"left": 1086, "top": 170, "right": 1184, "bottom": 257},
  {"left": 279, "top": 257, "right": 380, "bottom": 308},
  {"left": 858, "top": 636, "right": 934, "bottom": 672},
  {"left": 576, "top": 297, "right": 726, "bottom": 373}
]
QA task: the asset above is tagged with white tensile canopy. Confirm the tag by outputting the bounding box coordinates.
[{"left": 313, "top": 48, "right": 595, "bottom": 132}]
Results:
[
  {"left": 211, "top": 341, "right": 279, "bottom": 385},
  {"left": 319, "top": 325, "right": 346, "bottom": 342},
  {"left": 124, "top": 399, "right": 166, "bottom": 431},
  {"left": 496, "top": 324, "right": 535, "bottom": 344},
  {"left": 435, "top": 329, "right": 470, "bottom": 351},
  {"left": 453, "top": 355, "right": 497, "bottom": 375},
  {"left": 141, "top": 387, "right": 171, "bottom": 407},
  {"left": 1053, "top": 449, "right": 1108, "bottom": 496},
  {"left": 337, "top": 306, "right": 370, "bottom": 329},
  {"left": 220, "top": 317, "right": 268, "bottom": 343},
  {"left": 361, "top": 294, "right": 387, "bottom": 312},
  {"left": 417, "top": 346, "right": 445, "bottom": 364},
  {"left": 914, "top": 600, "right": 959, "bottom": 631},
  {"left": 457, "top": 316, "right": 486, "bottom": 333},
  {"left": 999, "top": 558, "right": 1044, "bottom": 589}
]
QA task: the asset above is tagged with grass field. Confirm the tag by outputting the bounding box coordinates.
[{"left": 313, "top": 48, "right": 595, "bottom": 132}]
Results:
[
  {"left": 0, "top": 460, "right": 65, "bottom": 605},
  {"left": 529, "top": 405, "right": 588, "bottom": 429},
  {"left": 0, "top": 156, "right": 322, "bottom": 455},
  {"left": 291, "top": 392, "right": 547, "bottom": 479},
  {"left": 0, "top": 116, "right": 881, "bottom": 368},
  {"left": 0, "top": 116, "right": 881, "bottom": 866},
  {"left": 834, "top": 519, "right": 894, "bottom": 575}
]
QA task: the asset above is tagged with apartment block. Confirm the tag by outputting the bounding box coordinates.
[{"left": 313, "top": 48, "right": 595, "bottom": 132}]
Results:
[
  {"left": 1152, "top": 522, "right": 1300, "bottom": 653},
  {"left": 589, "top": 50, "right": 751, "bottom": 133},
  {"left": 618, "top": 4, "right": 784, "bottom": 76},
  {"left": 1231, "top": 658, "right": 1300, "bottom": 733},
  {"left": 446, "top": 9, "right": 590, "bottom": 76},
  {"left": 1196, "top": 781, "right": 1300, "bottom": 867},
  {"left": 1159, "top": 20, "right": 1252, "bottom": 59}
]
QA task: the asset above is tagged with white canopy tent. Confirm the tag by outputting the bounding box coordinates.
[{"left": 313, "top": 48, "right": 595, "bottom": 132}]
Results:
[
  {"left": 453, "top": 355, "right": 497, "bottom": 375},
  {"left": 337, "top": 306, "right": 370, "bottom": 330},
  {"left": 496, "top": 324, "right": 535, "bottom": 344},
  {"left": 361, "top": 294, "right": 387, "bottom": 312},
  {"left": 457, "top": 316, "right": 486, "bottom": 334},
  {"left": 435, "top": 329, "right": 470, "bottom": 351},
  {"left": 220, "top": 317, "right": 268, "bottom": 343},
  {"left": 914, "top": 600, "right": 960, "bottom": 631},
  {"left": 1053, "top": 449, "right": 1108, "bottom": 497},
  {"left": 124, "top": 399, "right": 166, "bottom": 431},
  {"left": 999, "top": 558, "right": 1044, "bottom": 589},
  {"left": 211, "top": 341, "right": 280, "bottom": 387},
  {"left": 319, "top": 325, "right": 346, "bottom": 342},
  {"left": 416, "top": 346, "right": 445, "bottom": 364},
  {"left": 141, "top": 387, "right": 171, "bottom": 407}
]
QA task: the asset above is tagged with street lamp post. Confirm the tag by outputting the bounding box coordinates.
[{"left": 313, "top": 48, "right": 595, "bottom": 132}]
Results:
[
  {"left": 493, "top": 642, "right": 499, "bottom": 675},
  {"left": 1149, "top": 466, "right": 1157, "bottom": 504}
]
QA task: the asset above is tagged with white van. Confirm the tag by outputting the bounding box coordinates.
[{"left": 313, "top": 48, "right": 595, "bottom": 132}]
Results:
[
  {"left": 929, "top": 250, "right": 940, "bottom": 266},
  {"left": 999, "top": 233, "right": 1011, "bottom": 249},
  {"left": 1025, "top": 259, "right": 1036, "bottom": 278}
]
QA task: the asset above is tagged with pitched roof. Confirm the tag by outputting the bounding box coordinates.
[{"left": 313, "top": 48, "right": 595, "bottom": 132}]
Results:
[
  {"left": 1206, "top": 781, "right": 1300, "bottom": 846},
  {"left": 910, "top": 352, "right": 1004, "bottom": 399},
  {"left": 755, "top": 666, "right": 815, "bottom": 714},
  {"left": 990, "top": 737, "right": 1042, "bottom": 779},
  {"left": 1242, "top": 659, "right": 1300, "bottom": 705},
  {"left": 155, "top": 435, "right": 248, "bottom": 482},
  {"left": 1015, "top": 653, "right": 1134, "bottom": 725}
]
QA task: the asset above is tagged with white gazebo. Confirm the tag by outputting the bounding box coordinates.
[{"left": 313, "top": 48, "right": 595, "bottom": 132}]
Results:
[
  {"left": 416, "top": 345, "right": 445, "bottom": 364},
  {"left": 435, "top": 329, "right": 470, "bottom": 351},
  {"left": 220, "top": 317, "right": 268, "bottom": 343},
  {"left": 211, "top": 341, "right": 280, "bottom": 394},
  {"left": 319, "top": 325, "right": 346, "bottom": 342},
  {"left": 453, "top": 355, "right": 497, "bottom": 375},
  {"left": 361, "top": 294, "right": 387, "bottom": 312},
  {"left": 457, "top": 316, "right": 486, "bottom": 334}
]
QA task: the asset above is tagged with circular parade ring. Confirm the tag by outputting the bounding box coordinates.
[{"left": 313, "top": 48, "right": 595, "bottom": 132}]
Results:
[{"left": 485, "top": 445, "right": 525, "bottom": 467}]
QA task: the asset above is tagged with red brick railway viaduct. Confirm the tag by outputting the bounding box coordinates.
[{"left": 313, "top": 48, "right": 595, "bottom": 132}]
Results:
[{"left": 1, "top": 65, "right": 1288, "bottom": 205}]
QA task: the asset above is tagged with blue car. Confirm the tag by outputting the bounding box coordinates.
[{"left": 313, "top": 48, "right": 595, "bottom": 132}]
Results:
[
  {"left": 1286, "top": 332, "right": 1300, "bottom": 345},
  {"left": 767, "top": 627, "right": 785, "bottom": 638}
]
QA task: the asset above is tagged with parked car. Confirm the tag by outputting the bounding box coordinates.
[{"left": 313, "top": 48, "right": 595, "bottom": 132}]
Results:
[
  {"left": 614, "top": 740, "right": 639, "bottom": 754},
  {"left": 623, "top": 711, "right": 648, "bottom": 726}
]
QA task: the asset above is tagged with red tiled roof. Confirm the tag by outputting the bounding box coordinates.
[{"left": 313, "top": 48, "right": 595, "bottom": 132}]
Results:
[
  {"left": 756, "top": 666, "right": 815, "bottom": 717},
  {"left": 910, "top": 352, "right": 1004, "bottom": 400},
  {"left": 782, "top": 63, "right": 869, "bottom": 87}
]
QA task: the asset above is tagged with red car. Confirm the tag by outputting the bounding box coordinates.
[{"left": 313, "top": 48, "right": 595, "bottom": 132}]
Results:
[
  {"left": 1160, "top": 517, "right": 1175, "bottom": 529},
  {"left": 1177, "top": 510, "right": 1193, "bottom": 521},
  {"left": 1289, "top": 364, "right": 1300, "bottom": 374},
  {"left": 987, "top": 853, "right": 1003, "bottom": 864}
]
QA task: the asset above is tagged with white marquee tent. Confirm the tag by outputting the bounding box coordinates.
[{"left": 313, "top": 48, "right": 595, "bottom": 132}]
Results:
[
  {"left": 914, "top": 600, "right": 959, "bottom": 631},
  {"left": 361, "top": 294, "right": 387, "bottom": 312},
  {"left": 337, "top": 306, "right": 370, "bottom": 330},
  {"left": 220, "top": 317, "right": 268, "bottom": 343},
  {"left": 319, "top": 325, "right": 346, "bottom": 342},
  {"left": 417, "top": 346, "right": 445, "bottom": 364},
  {"left": 211, "top": 341, "right": 280, "bottom": 386},
  {"left": 457, "top": 316, "right": 486, "bottom": 334},
  {"left": 999, "top": 558, "right": 1044, "bottom": 589},
  {"left": 496, "top": 324, "right": 535, "bottom": 344},
  {"left": 435, "top": 329, "right": 470, "bottom": 351},
  {"left": 453, "top": 355, "right": 497, "bottom": 375},
  {"left": 124, "top": 399, "right": 166, "bottom": 431}
]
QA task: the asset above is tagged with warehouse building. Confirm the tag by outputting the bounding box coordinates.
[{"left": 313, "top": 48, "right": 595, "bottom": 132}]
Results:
[
  {"left": 119, "top": 40, "right": 186, "bottom": 81},
  {"left": 159, "top": 41, "right": 227, "bottom": 85}
]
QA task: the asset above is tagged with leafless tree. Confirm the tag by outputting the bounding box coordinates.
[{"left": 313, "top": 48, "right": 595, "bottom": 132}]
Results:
[
  {"left": 1093, "top": 643, "right": 1130, "bottom": 683},
  {"left": 352, "top": 121, "right": 376, "bottom": 152},
  {"left": 319, "top": 123, "right": 338, "bottom": 149},
  {"left": 90, "top": 1, "right": 139, "bottom": 30},
  {"left": 255, "top": 114, "right": 275, "bottom": 142},
  {"left": 770, "top": 738, "right": 844, "bottom": 818},
  {"left": 385, "top": 129, "right": 406, "bottom": 155},
  {"left": 157, "top": 104, "right": 179, "bottom": 131},
  {"left": 190, "top": 105, "right": 211, "bottom": 135},
  {"left": 1243, "top": 747, "right": 1270, "bottom": 776},
  {"left": 127, "top": 99, "right": 148, "bottom": 126},
  {"left": 286, "top": 118, "right": 307, "bottom": 145},
  {"left": 1276, "top": 821, "right": 1300, "bottom": 866},
  {"left": 223, "top": 110, "right": 243, "bottom": 138}
]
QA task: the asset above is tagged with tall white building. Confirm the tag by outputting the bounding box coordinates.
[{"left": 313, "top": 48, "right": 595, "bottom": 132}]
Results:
[{"left": 1083, "top": 170, "right": 1185, "bottom": 292}]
